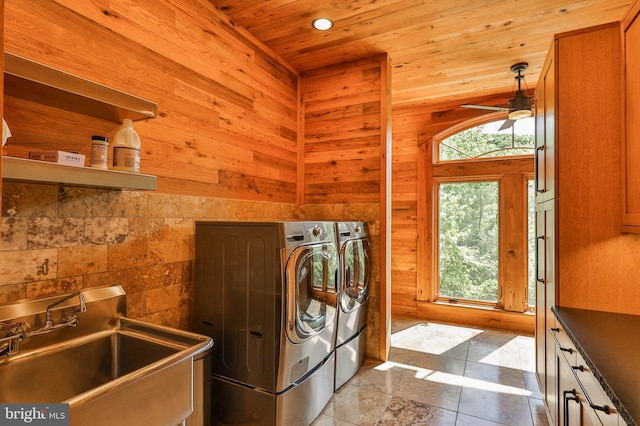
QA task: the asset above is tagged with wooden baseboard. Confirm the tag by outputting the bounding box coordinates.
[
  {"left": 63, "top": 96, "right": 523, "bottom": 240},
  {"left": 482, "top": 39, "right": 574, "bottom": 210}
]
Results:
[{"left": 413, "top": 301, "right": 535, "bottom": 334}]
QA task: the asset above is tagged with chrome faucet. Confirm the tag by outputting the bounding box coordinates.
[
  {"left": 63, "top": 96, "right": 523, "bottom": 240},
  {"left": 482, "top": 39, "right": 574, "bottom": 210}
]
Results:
[
  {"left": 0, "top": 292, "right": 87, "bottom": 357},
  {"left": 41, "top": 291, "right": 87, "bottom": 331}
]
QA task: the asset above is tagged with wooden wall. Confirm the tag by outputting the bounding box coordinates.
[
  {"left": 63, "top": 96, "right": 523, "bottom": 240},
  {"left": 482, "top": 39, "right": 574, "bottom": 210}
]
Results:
[
  {"left": 301, "top": 54, "right": 392, "bottom": 358},
  {"left": 302, "top": 55, "right": 387, "bottom": 204},
  {"left": 0, "top": 1, "right": 392, "bottom": 358},
  {"left": 390, "top": 100, "right": 513, "bottom": 315},
  {"left": 391, "top": 98, "right": 536, "bottom": 332},
  {"left": 3, "top": 0, "right": 299, "bottom": 203}
]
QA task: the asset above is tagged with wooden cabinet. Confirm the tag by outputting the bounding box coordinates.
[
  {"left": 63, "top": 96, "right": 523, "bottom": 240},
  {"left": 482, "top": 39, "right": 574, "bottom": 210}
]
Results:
[
  {"left": 552, "top": 321, "right": 620, "bottom": 426},
  {"left": 534, "top": 22, "right": 621, "bottom": 425},
  {"left": 534, "top": 43, "right": 558, "bottom": 426},
  {"left": 534, "top": 50, "right": 555, "bottom": 205},
  {"left": 557, "top": 353, "right": 602, "bottom": 426},
  {"left": 535, "top": 199, "right": 557, "bottom": 425},
  {"left": 622, "top": 0, "right": 640, "bottom": 232}
]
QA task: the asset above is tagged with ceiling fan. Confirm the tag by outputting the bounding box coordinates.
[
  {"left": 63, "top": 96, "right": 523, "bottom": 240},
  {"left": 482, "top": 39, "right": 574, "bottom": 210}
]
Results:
[{"left": 461, "top": 62, "right": 533, "bottom": 131}]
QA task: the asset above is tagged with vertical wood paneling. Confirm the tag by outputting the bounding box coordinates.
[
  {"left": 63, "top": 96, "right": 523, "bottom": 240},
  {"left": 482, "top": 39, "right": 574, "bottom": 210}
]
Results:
[
  {"left": 3, "top": 0, "right": 299, "bottom": 202},
  {"left": 554, "top": 24, "right": 640, "bottom": 314}
]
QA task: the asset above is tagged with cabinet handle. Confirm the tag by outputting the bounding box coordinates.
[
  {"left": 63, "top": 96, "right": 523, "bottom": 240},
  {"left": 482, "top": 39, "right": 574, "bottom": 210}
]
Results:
[
  {"left": 560, "top": 346, "right": 574, "bottom": 354},
  {"left": 590, "top": 403, "right": 611, "bottom": 415},
  {"left": 535, "top": 146, "right": 546, "bottom": 194},
  {"left": 536, "top": 236, "right": 546, "bottom": 283},
  {"left": 563, "top": 389, "right": 579, "bottom": 426},
  {"left": 572, "top": 365, "right": 584, "bottom": 372},
  {"left": 550, "top": 327, "right": 560, "bottom": 332}
]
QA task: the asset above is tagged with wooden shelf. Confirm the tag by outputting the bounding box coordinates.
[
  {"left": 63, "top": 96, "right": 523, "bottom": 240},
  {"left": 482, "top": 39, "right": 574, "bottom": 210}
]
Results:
[
  {"left": 2, "top": 156, "right": 156, "bottom": 190},
  {"left": 2, "top": 52, "right": 158, "bottom": 191},
  {"left": 4, "top": 52, "right": 157, "bottom": 123}
]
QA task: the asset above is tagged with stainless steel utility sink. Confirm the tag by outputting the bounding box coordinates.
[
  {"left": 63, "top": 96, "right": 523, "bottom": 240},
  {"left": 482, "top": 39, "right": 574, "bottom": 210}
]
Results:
[{"left": 0, "top": 286, "right": 213, "bottom": 426}]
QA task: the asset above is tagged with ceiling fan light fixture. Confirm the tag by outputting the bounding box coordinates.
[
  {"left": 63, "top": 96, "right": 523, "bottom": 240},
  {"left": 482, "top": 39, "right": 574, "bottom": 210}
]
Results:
[
  {"left": 508, "top": 108, "right": 532, "bottom": 120},
  {"left": 508, "top": 89, "right": 532, "bottom": 120},
  {"left": 312, "top": 18, "right": 334, "bottom": 31}
]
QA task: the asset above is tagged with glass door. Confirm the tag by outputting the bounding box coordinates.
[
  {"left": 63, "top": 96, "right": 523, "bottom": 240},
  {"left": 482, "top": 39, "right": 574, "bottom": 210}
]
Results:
[
  {"left": 340, "top": 239, "right": 369, "bottom": 312},
  {"left": 286, "top": 242, "right": 338, "bottom": 343}
]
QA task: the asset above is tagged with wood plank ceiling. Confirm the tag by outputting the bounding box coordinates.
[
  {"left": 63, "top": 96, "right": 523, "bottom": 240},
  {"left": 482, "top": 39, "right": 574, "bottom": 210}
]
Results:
[{"left": 206, "top": 0, "right": 631, "bottom": 108}]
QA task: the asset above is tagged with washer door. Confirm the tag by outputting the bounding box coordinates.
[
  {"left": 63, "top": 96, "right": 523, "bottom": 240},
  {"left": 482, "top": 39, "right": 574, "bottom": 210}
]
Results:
[
  {"left": 286, "top": 242, "right": 338, "bottom": 344},
  {"left": 340, "top": 238, "right": 370, "bottom": 312}
]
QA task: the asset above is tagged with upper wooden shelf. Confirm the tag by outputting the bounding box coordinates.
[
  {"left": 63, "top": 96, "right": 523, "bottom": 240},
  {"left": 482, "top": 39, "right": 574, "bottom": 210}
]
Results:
[
  {"left": 3, "top": 52, "right": 157, "bottom": 123},
  {"left": 2, "top": 156, "right": 157, "bottom": 190}
]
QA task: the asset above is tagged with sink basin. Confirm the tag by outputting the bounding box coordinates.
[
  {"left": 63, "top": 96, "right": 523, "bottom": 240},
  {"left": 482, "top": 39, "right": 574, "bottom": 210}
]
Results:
[{"left": 0, "top": 286, "right": 213, "bottom": 426}]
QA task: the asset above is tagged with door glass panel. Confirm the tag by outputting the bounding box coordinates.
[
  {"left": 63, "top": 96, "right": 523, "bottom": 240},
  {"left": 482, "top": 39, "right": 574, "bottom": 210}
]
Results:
[
  {"left": 438, "top": 181, "right": 499, "bottom": 303},
  {"left": 341, "top": 239, "right": 369, "bottom": 311},
  {"left": 528, "top": 179, "right": 536, "bottom": 307},
  {"left": 295, "top": 243, "right": 337, "bottom": 337}
]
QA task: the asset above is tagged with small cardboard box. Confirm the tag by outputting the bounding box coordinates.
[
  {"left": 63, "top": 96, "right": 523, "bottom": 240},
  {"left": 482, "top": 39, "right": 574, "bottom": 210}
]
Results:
[{"left": 29, "top": 150, "right": 86, "bottom": 167}]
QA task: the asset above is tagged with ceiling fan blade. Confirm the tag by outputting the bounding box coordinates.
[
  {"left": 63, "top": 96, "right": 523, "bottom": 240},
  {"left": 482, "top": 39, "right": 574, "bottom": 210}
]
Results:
[
  {"left": 498, "top": 119, "right": 516, "bottom": 131},
  {"left": 461, "top": 104, "right": 509, "bottom": 112}
]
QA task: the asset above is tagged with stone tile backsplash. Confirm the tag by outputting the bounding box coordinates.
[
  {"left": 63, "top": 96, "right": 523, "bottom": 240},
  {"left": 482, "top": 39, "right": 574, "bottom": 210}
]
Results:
[{"left": 1, "top": 182, "right": 381, "bottom": 356}]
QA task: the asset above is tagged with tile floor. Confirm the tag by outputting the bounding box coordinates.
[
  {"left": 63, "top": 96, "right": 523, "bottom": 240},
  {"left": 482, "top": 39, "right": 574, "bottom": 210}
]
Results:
[{"left": 313, "top": 315, "right": 550, "bottom": 426}]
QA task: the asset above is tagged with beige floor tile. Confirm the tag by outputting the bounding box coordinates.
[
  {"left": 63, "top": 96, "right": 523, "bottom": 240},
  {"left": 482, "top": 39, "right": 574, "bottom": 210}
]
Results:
[
  {"left": 348, "top": 359, "right": 412, "bottom": 395},
  {"left": 410, "top": 351, "right": 467, "bottom": 376},
  {"left": 377, "top": 396, "right": 457, "bottom": 425},
  {"left": 457, "top": 387, "right": 534, "bottom": 426},
  {"left": 311, "top": 413, "right": 359, "bottom": 425},
  {"left": 455, "top": 413, "right": 508, "bottom": 425},
  {"left": 319, "top": 318, "right": 544, "bottom": 426},
  {"left": 322, "top": 383, "right": 392, "bottom": 426},
  {"left": 523, "top": 371, "right": 543, "bottom": 400},
  {"left": 463, "top": 361, "right": 528, "bottom": 391},
  {"left": 393, "top": 371, "right": 463, "bottom": 411},
  {"left": 529, "top": 397, "right": 550, "bottom": 426},
  {"left": 392, "top": 322, "right": 479, "bottom": 361},
  {"left": 467, "top": 343, "right": 524, "bottom": 370}
]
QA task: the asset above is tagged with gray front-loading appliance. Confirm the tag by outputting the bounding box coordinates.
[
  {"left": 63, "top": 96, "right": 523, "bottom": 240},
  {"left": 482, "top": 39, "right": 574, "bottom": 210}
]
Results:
[
  {"left": 334, "top": 221, "right": 370, "bottom": 390},
  {"left": 192, "top": 221, "right": 339, "bottom": 426}
]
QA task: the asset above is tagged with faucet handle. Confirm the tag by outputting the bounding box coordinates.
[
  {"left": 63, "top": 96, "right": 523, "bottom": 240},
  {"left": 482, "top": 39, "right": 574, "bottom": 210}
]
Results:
[{"left": 77, "top": 292, "right": 87, "bottom": 312}]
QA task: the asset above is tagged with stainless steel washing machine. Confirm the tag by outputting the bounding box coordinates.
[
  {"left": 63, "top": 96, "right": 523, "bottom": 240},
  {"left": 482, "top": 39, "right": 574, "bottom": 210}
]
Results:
[
  {"left": 192, "top": 221, "right": 339, "bottom": 426},
  {"left": 334, "top": 221, "right": 370, "bottom": 390}
]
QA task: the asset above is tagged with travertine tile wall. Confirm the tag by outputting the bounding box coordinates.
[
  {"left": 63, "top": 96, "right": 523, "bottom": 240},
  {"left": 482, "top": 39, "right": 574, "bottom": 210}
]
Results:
[{"left": 0, "top": 182, "right": 380, "bottom": 356}]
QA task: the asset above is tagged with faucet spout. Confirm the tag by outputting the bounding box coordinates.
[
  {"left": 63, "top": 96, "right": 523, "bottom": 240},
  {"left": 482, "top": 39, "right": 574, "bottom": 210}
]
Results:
[{"left": 43, "top": 291, "right": 87, "bottom": 329}]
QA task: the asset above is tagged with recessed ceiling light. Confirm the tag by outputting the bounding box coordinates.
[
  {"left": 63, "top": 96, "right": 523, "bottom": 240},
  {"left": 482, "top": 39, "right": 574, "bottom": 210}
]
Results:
[{"left": 312, "top": 18, "right": 334, "bottom": 31}]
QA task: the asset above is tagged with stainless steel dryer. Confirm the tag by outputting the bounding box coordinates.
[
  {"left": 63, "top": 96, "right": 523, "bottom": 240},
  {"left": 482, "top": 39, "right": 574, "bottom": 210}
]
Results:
[
  {"left": 334, "top": 221, "right": 370, "bottom": 390},
  {"left": 192, "top": 221, "right": 339, "bottom": 426}
]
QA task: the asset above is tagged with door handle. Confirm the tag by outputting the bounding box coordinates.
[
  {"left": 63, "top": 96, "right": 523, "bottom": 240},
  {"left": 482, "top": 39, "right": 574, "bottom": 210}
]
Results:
[
  {"left": 563, "top": 389, "right": 578, "bottom": 426},
  {"left": 535, "top": 146, "right": 546, "bottom": 194},
  {"left": 536, "top": 235, "right": 546, "bottom": 283}
]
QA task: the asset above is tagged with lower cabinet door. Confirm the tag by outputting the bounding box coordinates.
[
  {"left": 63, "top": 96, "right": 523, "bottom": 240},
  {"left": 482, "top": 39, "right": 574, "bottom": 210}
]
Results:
[{"left": 558, "top": 353, "right": 603, "bottom": 426}]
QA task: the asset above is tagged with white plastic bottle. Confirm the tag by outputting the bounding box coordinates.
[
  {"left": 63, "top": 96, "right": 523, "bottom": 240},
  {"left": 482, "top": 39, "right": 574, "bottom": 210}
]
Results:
[{"left": 112, "top": 119, "right": 141, "bottom": 173}]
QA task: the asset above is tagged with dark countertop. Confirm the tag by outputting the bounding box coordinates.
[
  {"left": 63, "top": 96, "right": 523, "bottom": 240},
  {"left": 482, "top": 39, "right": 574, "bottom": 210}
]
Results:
[{"left": 553, "top": 306, "right": 640, "bottom": 426}]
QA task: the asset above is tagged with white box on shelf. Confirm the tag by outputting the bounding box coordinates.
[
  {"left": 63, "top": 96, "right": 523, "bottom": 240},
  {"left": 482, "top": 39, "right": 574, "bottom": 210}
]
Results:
[{"left": 29, "top": 150, "right": 86, "bottom": 167}]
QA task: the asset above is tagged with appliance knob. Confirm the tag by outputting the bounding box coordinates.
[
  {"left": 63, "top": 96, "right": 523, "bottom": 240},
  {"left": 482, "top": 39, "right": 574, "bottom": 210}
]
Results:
[
  {"left": 313, "top": 226, "right": 322, "bottom": 237},
  {"left": 355, "top": 225, "right": 362, "bottom": 232}
]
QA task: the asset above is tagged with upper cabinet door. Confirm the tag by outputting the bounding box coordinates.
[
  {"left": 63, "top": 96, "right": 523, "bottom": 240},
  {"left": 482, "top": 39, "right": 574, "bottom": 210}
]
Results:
[
  {"left": 622, "top": 1, "right": 640, "bottom": 232},
  {"left": 535, "top": 48, "right": 556, "bottom": 205}
]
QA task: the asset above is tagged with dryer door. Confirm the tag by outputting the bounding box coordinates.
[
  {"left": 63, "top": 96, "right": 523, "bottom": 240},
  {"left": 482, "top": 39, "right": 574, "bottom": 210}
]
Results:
[
  {"left": 286, "top": 242, "right": 338, "bottom": 344},
  {"left": 340, "top": 238, "right": 370, "bottom": 312}
]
